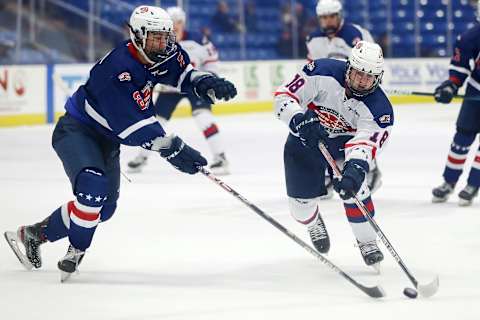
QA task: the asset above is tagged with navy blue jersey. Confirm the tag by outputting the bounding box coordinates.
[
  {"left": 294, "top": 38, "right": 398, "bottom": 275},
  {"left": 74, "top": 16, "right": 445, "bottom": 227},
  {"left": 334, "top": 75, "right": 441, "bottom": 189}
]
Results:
[
  {"left": 448, "top": 23, "right": 480, "bottom": 90},
  {"left": 65, "top": 40, "right": 195, "bottom": 148}
]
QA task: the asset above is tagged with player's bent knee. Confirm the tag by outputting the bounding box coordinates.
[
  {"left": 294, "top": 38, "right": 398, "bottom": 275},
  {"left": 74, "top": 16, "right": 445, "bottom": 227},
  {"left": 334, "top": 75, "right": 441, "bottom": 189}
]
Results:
[
  {"left": 100, "top": 202, "right": 117, "bottom": 222},
  {"left": 288, "top": 197, "right": 318, "bottom": 224},
  {"left": 74, "top": 167, "right": 108, "bottom": 206}
]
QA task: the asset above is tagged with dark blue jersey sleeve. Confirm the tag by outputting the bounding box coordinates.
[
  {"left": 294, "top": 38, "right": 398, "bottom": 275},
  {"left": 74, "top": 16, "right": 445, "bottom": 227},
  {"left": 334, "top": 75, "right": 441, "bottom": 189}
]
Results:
[{"left": 449, "top": 24, "right": 480, "bottom": 86}]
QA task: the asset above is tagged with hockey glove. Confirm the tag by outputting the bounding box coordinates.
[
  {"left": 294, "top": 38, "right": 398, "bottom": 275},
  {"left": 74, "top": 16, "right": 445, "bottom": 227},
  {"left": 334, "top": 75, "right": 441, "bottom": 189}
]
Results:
[
  {"left": 333, "top": 159, "right": 369, "bottom": 200},
  {"left": 434, "top": 80, "right": 458, "bottom": 104},
  {"left": 193, "top": 74, "right": 237, "bottom": 104},
  {"left": 290, "top": 109, "right": 329, "bottom": 149},
  {"left": 159, "top": 136, "right": 207, "bottom": 174}
]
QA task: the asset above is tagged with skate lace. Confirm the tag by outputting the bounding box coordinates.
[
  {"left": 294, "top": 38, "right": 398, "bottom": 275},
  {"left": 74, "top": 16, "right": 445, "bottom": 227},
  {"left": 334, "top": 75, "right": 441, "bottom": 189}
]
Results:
[
  {"left": 65, "top": 246, "right": 85, "bottom": 266},
  {"left": 308, "top": 219, "right": 328, "bottom": 241},
  {"left": 359, "top": 240, "right": 379, "bottom": 256},
  {"left": 463, "top": 185, "right": 479, "bottom": 195},
  {"left": 439, "top": 182, "right": 454, "bottom": 192}
]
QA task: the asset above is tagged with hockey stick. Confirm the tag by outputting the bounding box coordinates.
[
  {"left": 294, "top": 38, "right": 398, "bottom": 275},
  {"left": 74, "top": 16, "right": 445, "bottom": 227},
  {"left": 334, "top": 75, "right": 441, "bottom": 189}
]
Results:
[
  {"left": 198, "top": 166, "right": 385, "bottom": 298},
  {"left": 385, "top": 88, "right": 480, "bottom": 101},
  {"left": 316, "top": 142, "right": 439, "bottom": 298}
]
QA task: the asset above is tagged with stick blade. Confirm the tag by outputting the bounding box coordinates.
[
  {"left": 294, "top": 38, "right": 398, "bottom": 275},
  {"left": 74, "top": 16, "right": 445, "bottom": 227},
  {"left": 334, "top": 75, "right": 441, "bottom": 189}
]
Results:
[
  {"left": 359, "top": 284, "right": 386, "bottom": 298},
  {"left": 417, "top": 275, "right": 439, "bottom": 298}
]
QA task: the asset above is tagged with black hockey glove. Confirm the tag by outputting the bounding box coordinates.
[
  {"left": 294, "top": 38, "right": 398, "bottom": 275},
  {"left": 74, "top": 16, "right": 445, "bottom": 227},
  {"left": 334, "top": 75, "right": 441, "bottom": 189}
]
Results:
[
  {"left": 159, "top": 136, "right": 207, "bottom": 174},
  {"left": 290, "top": 109, "right": 329, "bottom": 149},
  {"left": 333, "top": 159, "right": 369, "bottom": 200},
  {"left": 434, "top": 80, "right": 458, "bottom": 104},
  {"left": 193, "top": 74, "right": 237, "bottom": 104}
]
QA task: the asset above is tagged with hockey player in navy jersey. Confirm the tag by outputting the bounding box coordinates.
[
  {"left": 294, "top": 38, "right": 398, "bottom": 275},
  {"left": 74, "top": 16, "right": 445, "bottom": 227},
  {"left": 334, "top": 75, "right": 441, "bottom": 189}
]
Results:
[
  {"left": 3, "top": 5, "right": 237, "bottom": 281},
  {"left": 128, "top": 6, "right": 230, "bottom": 175},
  {"left": 274, "top": 41, "right": 393, "bottom": 267},
  {"left": 306, "top": 0, "right": 382, "bottom": 199},
  {"left": 431, "top": 20, "right": 480, "bottom": 206}
]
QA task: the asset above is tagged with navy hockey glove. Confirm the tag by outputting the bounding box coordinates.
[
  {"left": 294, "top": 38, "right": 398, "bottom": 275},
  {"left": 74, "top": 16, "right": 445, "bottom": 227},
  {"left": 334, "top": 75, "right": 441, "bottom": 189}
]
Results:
[
  {"left": 290, "top": 109, "right": 329, "bottom": 149},
  {"left": 193, "top": 74, "right": 237, "bottom": 104},
  {"left": 159, "top": 136, "right": 207, "bottom": 174},
  {"left": 434, "top": 80, "right": 458, "bottom": 104},
  {"left": 333, "top": 159, "right": 369, "bottom": 200}
]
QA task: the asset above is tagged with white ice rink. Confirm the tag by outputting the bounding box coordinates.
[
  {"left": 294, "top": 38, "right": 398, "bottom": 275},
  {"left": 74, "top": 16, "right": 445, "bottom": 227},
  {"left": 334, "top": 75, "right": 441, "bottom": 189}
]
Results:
[{"left": 0, "top": 103, "right": 479, "bottom": 319}]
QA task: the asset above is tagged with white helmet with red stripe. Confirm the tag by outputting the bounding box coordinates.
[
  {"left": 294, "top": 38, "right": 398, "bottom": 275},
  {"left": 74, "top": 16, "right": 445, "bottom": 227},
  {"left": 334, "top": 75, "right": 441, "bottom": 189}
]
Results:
[{"left": 128, "top": 5, "right": 176, "bottom": 64}]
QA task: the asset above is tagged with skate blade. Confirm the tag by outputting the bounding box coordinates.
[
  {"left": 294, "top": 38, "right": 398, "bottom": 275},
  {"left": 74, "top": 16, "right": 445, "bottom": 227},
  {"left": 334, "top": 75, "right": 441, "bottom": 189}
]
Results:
[
  {"left": 60, "top": 270, "right": 73, "bottom": 283},
  {"left": 4, "top": 231, "right": 34, "bottom": 271},
  {"left": 432, "top": 196, "right": 448, "bottom": 203},
  {"left": 371, "top": 262, "right": 381, "bottom": 274},
  {"left": 458, "top": 199, "right": 472, "bottom": 207}
]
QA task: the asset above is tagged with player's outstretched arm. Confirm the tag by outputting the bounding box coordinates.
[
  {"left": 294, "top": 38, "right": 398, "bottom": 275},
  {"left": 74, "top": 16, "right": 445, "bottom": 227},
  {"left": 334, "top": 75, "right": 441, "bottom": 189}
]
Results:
[
  {"left": 191, "top": 72, "right": 237, "bottom": 104},
  {"left": 152, "top": 135, "right": 207, "bottom": 174}
]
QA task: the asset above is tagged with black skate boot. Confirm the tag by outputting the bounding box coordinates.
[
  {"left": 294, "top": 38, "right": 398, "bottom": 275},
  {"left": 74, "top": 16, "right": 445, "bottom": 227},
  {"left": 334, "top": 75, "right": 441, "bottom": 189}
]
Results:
[
  {"left": 308, "top": 214, "right": 330, "bottom": 253},
  {"left": 127, "top": 155, "right": 148, "bottom": 173},
  {"left": 458, "top": 185, "right": 479, "bottom": 207},
  {"left": 4, "top": 219, "right": 48, "bottom": 270},
  {"left": 432, "top": 181, "right": 455, "bottom": 203},
  {"left": 58, "top": 244, "right": 85, "bottom": 282},
  {"left": 209, "top": 153, "right": 229, "bottom": 175},
  {"left": 358, "top": 240, "right": 384, "bottom": 267}
]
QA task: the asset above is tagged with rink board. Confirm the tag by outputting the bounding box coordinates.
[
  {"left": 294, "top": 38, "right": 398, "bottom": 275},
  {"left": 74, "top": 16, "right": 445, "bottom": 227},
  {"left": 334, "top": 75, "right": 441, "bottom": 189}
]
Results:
[{"left": 0, "top": 58, "right": 452, "bottom": 127}]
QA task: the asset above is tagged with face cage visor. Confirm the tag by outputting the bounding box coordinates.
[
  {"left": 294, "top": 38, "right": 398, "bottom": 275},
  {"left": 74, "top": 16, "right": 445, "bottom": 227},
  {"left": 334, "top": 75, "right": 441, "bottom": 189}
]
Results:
[
  {"left": 130, "top": 24, "right": 177, "bottom": 63},
  {"left": 345, "top": 62, "right": 383, "bottom": 97}
]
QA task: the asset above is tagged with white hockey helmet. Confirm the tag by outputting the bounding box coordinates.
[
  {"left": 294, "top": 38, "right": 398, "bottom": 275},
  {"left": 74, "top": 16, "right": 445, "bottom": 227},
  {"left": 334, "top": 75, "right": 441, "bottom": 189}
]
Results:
[
  {"left": 166, "top": 6, "right": 186, "bottom": 24},
  {"left": 345, "top": 41, "right": 384, "bottom": 97},
  {"left": 316, "top": 0, "right": 342, "bottom": 16},
  {"left": 128, "top": 5, "right": 176, "bottom": 64}
]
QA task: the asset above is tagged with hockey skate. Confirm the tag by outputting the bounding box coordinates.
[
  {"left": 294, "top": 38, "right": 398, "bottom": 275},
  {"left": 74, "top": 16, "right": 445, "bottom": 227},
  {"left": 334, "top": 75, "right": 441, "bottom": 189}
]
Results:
[
  {"left": 209, "top": 153, "right": 229, "bottom": 175},
  {"left": 319, "top": 176, "right": 334, "bottom": 200},
  {"left": 4, "top": 221, "right": 47, "bottom": 270},
  {"left": 308, "top": 214, "right": 330, "bottom": 253},
  {"left": 127, "top": 155, "right": 148, "bottom": 173},
  {"left": 458, "top": 184, "right": 479, "bottom": 206},
  {"left": 358, "top": 240, "right": 383, "bottom": 272},
  {"left": 58, "top": 244, "right": 85, "bottom": 282},
  {"left": 367, "top": 166, "right": 382, "bottom": 193},
  {"left": 432, "top": 181, "right": 455, "bottom": 203}
]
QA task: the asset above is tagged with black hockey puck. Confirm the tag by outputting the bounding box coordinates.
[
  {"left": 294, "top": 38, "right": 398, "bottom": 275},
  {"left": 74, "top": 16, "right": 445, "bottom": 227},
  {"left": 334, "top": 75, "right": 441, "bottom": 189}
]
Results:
[{"left": 403, "top": 287, "right": 418, "bottom": 299}]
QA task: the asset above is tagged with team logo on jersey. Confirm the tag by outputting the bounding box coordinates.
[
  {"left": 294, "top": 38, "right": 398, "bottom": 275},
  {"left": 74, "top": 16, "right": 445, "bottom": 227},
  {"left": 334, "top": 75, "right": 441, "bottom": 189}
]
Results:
[
  {"left": 177, "top": 52, "right": 186, "bottom": 68},
  {"left": 118, "top": 72, "right": 131, "bottom": 82},
  {"left": 132, "top": 81, "right": 153, "bottom": 111},
  {"left": 378, "top": 114, "right": 391, "bottom": 124},
  {"left": 314, "top": 105, "right": 356, "bottom": 134},
  {"left": 306, "top": 61, "right": 315, "bottom": 71}
]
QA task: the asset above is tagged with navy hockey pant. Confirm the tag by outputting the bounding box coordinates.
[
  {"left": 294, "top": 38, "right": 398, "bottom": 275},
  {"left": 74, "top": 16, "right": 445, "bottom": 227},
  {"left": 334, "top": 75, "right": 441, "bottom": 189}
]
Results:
[
  {"left": 284, "top": 134, "right": 350, "bottom": 198},
  {"left": 45, "top": 113, "right": 120, "bottom": 247},
  {"left": 443, "top": 84, "right": 480, "bottom": 187}
]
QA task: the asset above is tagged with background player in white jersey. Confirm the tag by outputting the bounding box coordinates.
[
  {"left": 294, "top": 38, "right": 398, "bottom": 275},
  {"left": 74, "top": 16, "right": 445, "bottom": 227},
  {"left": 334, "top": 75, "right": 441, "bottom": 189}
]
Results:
[
  {"left": 128, "top": 6, "right": 229, "bottom": 175},
  {"left": 274, "top": 41, "right": 394, "bottom": 268},
  {"left": 306, "top": 0, "right": 380, "bottom": 198}
]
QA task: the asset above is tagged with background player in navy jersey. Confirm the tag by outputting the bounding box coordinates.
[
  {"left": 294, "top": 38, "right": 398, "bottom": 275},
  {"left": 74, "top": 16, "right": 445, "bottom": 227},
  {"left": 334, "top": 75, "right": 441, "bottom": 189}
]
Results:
[
  {"left": 306, "top": 0, "right": 382, "bottom": 199},
  {"left": 431, "top": 21, "right": 480, "bottom": 206},
  {"left": 128, "top": 6, "right": 230, "bottom": 175},
  {"left": 274, "top": 41, "right": 393, "bottom": 268},
  {"left": 3, "top": 5, "right": 237, "bottom": 282}
]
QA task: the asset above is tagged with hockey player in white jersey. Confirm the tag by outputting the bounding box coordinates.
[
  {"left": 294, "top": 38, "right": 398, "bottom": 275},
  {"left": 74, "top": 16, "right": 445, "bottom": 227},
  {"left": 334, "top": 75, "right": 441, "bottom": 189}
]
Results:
[
  {"left": 128, "top": 6, "right": 230, "bottom": 175},
  {"left": 274, "top": 41, "right": 394, "bottom": 267},
  {"left": 306, "top": 0, "right": 381, "bottom": 198}
]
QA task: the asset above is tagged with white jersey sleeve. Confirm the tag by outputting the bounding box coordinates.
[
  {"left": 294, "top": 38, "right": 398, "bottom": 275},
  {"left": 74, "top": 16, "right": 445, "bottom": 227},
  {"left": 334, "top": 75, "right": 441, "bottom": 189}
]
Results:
[{"left": 180, "top": 40, "right": 219, "bottom": 75}]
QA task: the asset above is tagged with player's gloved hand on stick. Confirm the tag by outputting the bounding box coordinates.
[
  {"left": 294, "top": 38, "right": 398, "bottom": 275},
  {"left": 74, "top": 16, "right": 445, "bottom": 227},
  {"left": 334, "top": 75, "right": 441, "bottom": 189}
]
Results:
[
  {"left": 434, "top": 80, "right": 458, "bottom": 104},
  {"left": 159, "top": 136, "right": 207, "bottom": 174},
  {"left": 193, "top": 74, "right": 237, "bottom": 104},
  {"left": 290, "top": 109, "right": 329, "bottom": 149},
  {"left": 333, "top": 159, "right": 369, "bottom": 200}
]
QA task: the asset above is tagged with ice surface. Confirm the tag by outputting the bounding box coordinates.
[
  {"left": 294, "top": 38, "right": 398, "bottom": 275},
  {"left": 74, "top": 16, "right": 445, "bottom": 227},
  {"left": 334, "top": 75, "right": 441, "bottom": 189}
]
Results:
[{"left": 0, "top": 103, "right": 479, "bottom": 319}]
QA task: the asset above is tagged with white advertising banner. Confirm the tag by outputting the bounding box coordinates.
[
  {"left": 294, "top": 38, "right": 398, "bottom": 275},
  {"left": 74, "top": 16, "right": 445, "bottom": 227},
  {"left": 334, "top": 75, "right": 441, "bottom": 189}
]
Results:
[
  {"left": 53, "top": 64, "right": 91, "bottom": 113},
  {"left": 0, "top": 65, "right": 46, "bottom": 115}
]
